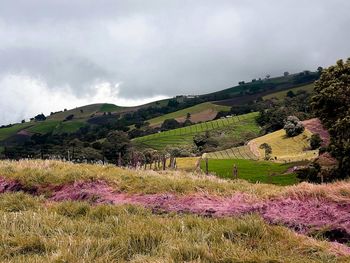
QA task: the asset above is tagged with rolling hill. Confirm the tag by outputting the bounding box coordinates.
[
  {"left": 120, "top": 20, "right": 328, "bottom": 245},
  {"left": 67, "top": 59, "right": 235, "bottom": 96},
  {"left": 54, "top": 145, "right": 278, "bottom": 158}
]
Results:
[{"left": 0, "top": 70, "right": 319, "bottom": 153}]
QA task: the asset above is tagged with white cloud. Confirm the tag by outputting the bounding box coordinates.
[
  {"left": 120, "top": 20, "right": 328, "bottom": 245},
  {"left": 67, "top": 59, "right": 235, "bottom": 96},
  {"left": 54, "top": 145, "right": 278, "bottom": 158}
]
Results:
[{"left": 0, "top": 74, "right": 167, "bottom": 125}]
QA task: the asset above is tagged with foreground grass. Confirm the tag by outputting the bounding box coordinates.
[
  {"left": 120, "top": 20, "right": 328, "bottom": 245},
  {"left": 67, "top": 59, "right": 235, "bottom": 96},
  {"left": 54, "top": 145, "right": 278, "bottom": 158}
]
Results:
[
  {"left": 200, "top": 159, "right": 298, "bottom": 186},
  {"left": 0, "top": 192, "right": 347, "bottom": 263}
]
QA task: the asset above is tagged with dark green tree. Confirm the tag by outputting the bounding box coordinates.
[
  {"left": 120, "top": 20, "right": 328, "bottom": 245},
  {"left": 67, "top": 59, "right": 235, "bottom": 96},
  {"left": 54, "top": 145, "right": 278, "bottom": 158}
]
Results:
[
  {"left": 311, "top": 58, "right": 350, "bottom": 178},
  {"left": 310, "top": 134, "right": 322, "bottom": 150}
]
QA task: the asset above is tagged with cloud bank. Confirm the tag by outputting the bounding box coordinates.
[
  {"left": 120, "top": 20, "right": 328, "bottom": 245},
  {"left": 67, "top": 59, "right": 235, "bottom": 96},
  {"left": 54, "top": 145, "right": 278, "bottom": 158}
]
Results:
[{"left": 0, "top": 0, "right": 349, "bottom": 124}]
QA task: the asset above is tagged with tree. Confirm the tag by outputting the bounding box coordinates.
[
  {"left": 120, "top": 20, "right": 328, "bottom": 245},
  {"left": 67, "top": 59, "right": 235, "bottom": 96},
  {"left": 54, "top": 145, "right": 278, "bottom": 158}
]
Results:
[
  {"left": 286, "top": 90, "right": 295, "bottom": 98},
  {"left": 102, "top": 131, "right": 131, "bottom": 163},
  {"left": 310, "top": 134, "right": 322, "bottom": 150},
  {"left": 284, "top": 71, "right": 289, "bottom": 77},
  {"left": 161, "top": 119, "right": 181, "bottom": 131},
  {"left": 259, "top": 143, "right": 272, "bottom": 160},
  {"left": 311, "top": 58, "right": 350, "bottom": 178},
  {"left": 34, "top": 113, "right": 46, "bottom": 121},
  {"left": 283, "top": 116, "right": 304, "bottom": 137}
]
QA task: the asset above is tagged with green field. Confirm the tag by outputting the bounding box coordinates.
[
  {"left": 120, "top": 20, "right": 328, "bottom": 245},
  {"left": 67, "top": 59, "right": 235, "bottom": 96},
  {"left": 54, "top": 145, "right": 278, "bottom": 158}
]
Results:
[
  {"left": 146, "top": 102, "right": 230, "bottom": 126},
  {"left": 204, "top": 145, "right": 258, "bottom": 160},
  {"left": 0, "top": 122, "right": 34, "bottom": 141},
  {"left": 27, "top": 120, "right": 61, "bottom": 134},
  {"left": 53, "top": 121, "right": 87, "bottom": 134},
  {"left": 99, "top": 103, "right": 123, "bottom": 112},
  {"left": 263, "top": 83, "right": 314, "bottom": 100},
  {"left": 133, "top": 112, "right": 259, "bottom": 150},
  {"left": 201, "top": 159, "right": 297, "bottom": 185}
]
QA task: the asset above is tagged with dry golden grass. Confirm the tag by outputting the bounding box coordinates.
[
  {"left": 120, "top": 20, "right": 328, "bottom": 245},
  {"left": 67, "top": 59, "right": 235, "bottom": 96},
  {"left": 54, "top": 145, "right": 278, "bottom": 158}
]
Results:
[
  {"left": 251, "top": 129, "right": 318, "bottom": 162},
  {"left": 0, "top": 159, "right": 285, "bottom": 198},
  {"left": 282, "top": 180, "right": 350, "bottom": 202},
  {"left": 0, "top": 193, "right": 348, "bottom": 262}
]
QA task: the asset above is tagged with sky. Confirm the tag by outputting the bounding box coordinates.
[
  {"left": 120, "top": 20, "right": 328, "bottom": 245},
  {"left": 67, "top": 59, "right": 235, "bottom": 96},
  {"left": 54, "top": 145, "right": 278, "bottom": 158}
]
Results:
[{"left": 0, "top": 0, "right": 349, "bottom": 125}]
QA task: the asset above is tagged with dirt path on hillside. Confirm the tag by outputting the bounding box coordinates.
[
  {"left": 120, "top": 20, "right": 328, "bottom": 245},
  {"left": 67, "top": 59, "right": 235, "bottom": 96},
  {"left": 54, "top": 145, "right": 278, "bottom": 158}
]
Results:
[{"left": 1, "top": 177, "right": 350, "bottom": 247}]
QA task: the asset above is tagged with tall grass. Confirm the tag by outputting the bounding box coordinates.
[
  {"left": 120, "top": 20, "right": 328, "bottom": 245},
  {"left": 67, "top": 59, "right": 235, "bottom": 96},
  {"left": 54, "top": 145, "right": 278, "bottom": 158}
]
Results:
[
  {"left": 0, "top": 194, "right": 347, "bottom": 262},
  {"left": 0, "top": 159, "right": 284, "bottom": 198}
]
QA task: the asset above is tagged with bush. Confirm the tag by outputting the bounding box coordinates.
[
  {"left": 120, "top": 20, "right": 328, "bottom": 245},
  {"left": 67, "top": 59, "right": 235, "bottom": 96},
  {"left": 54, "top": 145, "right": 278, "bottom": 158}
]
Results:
[
  {"left": 259, "top": 143, "right": 272, "bottom": 160},
  {"left": 296, "top": 163, "right": 321, "bottom": 183},
  {"left": 310, "top": 134, "right": 322, "bottom": 150},
  {"left": 161, "top": 119, "right": 181, "bottom": 131},
  {"left": 283, "top": 116, "right": 304, "bottom": 137}
]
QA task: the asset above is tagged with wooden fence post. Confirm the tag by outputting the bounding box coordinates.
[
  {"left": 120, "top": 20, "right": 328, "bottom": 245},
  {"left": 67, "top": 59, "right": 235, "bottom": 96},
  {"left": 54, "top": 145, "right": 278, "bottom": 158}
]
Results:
[
  {"left": 162, "top": 155, "right": 166, "bottom": 170},
  {"left": 205, "top": 158, "right": 209, "bottom": 175},
  {"left": 117, "top": 152, "right": 122, "bottom": 167}
]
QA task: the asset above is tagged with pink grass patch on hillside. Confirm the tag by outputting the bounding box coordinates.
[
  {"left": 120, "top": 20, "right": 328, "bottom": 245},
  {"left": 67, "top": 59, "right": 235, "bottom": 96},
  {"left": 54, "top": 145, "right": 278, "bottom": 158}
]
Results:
[
  {"left": 0, "top": 177, "right": 25, "bottom": 193},
  {"left": 2, "top": 178, "right": 350, "bottom": 247},
  {"left": 262, "top": 198, "right": 350, "bottom": 240},
  {"left": 302, "top": 118, "right": 330, "bottom": 146},
  {"left": 48, "top": 180, "right": 350, "bottom": 243},
  {"left": 50, "top": 180, "right": 118, "bottom": 204}
]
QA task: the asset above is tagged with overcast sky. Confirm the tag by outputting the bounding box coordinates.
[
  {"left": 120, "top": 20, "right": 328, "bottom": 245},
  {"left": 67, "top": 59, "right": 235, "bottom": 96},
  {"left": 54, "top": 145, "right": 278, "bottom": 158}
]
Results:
[{"left": 0, "top": 0, "right": 349, "bottom": 125}]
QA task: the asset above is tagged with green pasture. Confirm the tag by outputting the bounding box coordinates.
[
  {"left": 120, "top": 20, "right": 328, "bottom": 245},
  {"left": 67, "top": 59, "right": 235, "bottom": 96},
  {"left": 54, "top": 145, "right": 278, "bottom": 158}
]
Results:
[
  {"left": 200, "top": 159, "right": 297, "bottom": 185},
  {"left": 53, "top": 121, "right": 86, "bottom": 134},
  {"left": 133, "top": 112, "right": 259, "bottom": 150},
  {"left": 0, "top": 122, "right": 33, "bottom": 141},
  {"left": 204, "top": 145, "right": 258, "bottom": 160},
  {"left": 27, "top": 120, "right": 61, "bottom": 134}
]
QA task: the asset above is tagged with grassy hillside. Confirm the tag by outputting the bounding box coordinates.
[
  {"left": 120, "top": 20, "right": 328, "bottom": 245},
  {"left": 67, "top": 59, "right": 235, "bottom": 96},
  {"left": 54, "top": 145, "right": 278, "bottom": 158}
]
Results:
[
  {"left": 200, "top": 159, "right": 297, "bottom": 185},
  {"left": 133, "top": 112, "right": 259, "bottom": 150},
  {"left": 204, "top": 145, "right": 258, "bottom": 160},
  {"left": 263, "top": 83, "right": 314, "bottom": 100},
  {"left": 48, "top": 104, "right": 106, "bottom": 121},
  {"left": 146, "top": 102, "right": 230, "bottom": 127},
  {"left": 250, "top": 129, "right": 318, "bottom": 162},
  {"left": 0, "top": 122, "right": 33, "bottom": 141},
  {"left": 0, "top": 160, "right": 349, "bottom": 262},
  {"left": 206, "top": 123, "right": 319, "bottom": 163}
]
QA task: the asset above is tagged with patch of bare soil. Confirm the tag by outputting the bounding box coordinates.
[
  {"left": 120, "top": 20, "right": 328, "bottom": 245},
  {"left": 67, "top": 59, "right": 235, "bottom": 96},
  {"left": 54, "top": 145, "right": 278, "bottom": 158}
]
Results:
[
  {"left": 176, "top": 109, "right": 218, "bottom": 124},
  {"left": 302, "top": 118, "right": 330, "bottom": 146}
]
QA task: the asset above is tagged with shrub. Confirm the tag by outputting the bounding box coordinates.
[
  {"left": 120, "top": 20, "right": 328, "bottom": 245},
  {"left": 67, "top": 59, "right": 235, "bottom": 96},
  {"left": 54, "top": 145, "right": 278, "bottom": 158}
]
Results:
[
  {"left": 283, "top": 116, "right": 304, "bottom": 137},
  {"left": 259, "top": 143, "right": 272, "bottom": 160},
  {"left": 296, "top": 163, "right": 321, "bottom": 183},
  {"left": 310, "top": 134, "right": 322, "bottom": 150}
]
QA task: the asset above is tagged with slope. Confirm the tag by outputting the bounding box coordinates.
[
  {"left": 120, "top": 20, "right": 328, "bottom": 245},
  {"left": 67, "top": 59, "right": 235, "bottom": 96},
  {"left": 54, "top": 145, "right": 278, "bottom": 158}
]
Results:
[
  {"left": 146, "top": 102, "right": 230, "bottom": 127},
  {"left": 133, "top": 112, "right": 259, "bottom": 150},
  {"left": 263, "top": 83, "right": 314, "bottom": 100}
]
